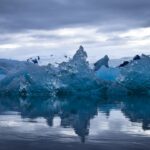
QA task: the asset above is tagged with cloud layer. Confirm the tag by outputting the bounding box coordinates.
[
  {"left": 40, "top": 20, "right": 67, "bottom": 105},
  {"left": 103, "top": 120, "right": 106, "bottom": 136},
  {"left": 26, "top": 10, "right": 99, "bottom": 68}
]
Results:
[{"left": 0, "top": 0, "right": 150, "bottom": 60}]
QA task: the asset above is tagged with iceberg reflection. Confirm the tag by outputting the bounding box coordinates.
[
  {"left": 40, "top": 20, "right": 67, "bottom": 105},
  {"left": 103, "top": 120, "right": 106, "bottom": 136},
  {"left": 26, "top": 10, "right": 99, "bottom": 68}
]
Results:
[{"left": 0, "top": 96, "right": 150, "bottom": 143}]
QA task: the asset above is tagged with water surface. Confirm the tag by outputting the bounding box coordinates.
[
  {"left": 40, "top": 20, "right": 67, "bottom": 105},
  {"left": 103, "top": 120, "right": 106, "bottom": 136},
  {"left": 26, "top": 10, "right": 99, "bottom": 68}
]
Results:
[{"left": 0, "top": 96, "right": 150, "bottom": 150}]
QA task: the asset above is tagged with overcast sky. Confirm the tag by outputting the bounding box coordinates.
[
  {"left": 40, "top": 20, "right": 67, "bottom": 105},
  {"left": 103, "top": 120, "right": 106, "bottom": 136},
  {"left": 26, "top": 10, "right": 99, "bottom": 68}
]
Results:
[{"left": 0, "top": 0, "right": 150, "bottom": 61}]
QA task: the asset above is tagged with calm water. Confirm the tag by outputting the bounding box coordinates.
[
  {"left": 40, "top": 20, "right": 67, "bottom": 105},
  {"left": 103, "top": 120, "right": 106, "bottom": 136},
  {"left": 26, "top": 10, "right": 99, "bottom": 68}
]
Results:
[{"left": 0, "top": 96, "right": 150, "bottom": 150}]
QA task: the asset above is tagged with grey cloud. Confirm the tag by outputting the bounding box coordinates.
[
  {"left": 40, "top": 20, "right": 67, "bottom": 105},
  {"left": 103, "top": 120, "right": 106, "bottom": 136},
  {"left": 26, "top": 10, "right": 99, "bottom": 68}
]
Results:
[
  {"left": 0, "top": 0, "right": 150, "bottom": 60},
  {"left": 0, "top": 0, "right": 150, "bottom": 33}
]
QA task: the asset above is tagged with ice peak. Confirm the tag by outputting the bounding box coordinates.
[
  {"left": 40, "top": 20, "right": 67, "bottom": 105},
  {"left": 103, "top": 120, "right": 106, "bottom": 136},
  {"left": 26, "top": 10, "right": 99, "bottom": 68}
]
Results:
[
  {"left": 72, "top": 46, "right": 87, "bottom": 61},
  {"left": 79, "top": 45, "right": 84, "bottom": 51},
  {"left": 94, "top": 55, "right": 109, "bottom": 71}
]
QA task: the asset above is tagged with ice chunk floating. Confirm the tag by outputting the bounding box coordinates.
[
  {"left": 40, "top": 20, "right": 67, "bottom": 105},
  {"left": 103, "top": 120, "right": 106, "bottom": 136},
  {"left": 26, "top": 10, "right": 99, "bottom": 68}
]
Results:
[
  {"left": 117, "top": 54, "right": 150, "bottom": 94},
  {"left": 0, "top": 46, "right": 103, "bottom": 97},
  {"left": 0, "top": 46, "right": 150, "bottom": 97}
]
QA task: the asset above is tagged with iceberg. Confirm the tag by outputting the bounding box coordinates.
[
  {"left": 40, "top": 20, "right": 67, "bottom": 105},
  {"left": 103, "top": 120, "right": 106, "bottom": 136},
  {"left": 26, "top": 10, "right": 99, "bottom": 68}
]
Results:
[
  {"left": 95, "top": 66, "right": 120, "bottom": 81},
  {"left": 94, "top": 55, "right": 109, "bottom": 71},
  {"left": 0, "top": 46, "right": 103, "bottom": 97},
  {"left": 55, "top": 46, "right": 103, "bottom": 97},
  {"left": 0, "top": 63, "right": 55, "bottom": 96},
  {"left": 117, "top": 54, "right": 150, "bottom": 94},
  {"left": 0, "top": 46, "right": 149, "bottom": 97}
]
